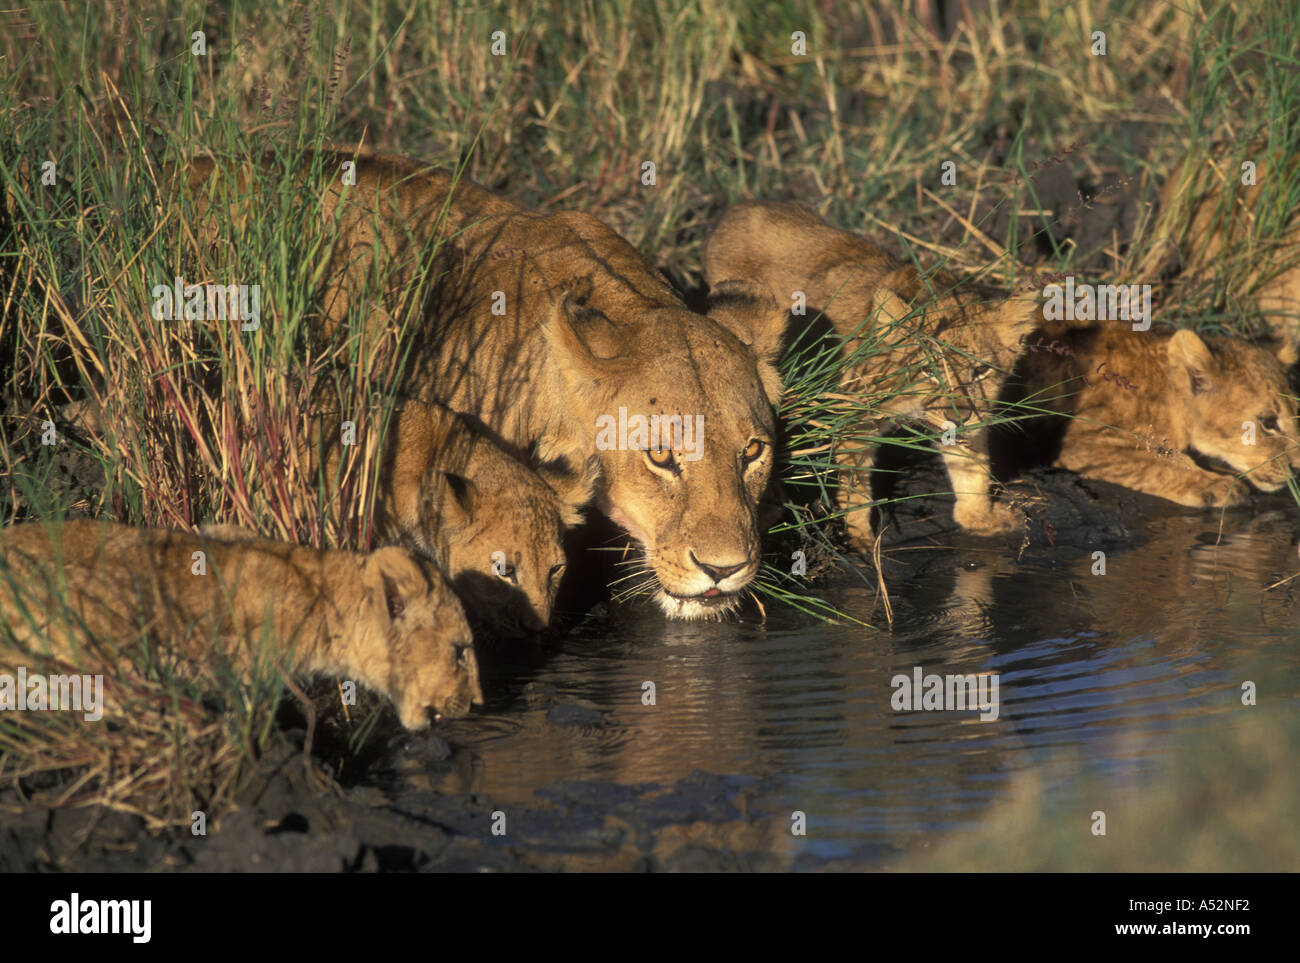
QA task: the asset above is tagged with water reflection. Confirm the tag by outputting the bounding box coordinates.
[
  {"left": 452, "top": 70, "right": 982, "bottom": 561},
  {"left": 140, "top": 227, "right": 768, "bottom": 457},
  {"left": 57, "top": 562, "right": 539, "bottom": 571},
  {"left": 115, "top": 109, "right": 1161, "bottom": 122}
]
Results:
[{"left": 430, "top": 502, "right": 1300, "bottom": 861}]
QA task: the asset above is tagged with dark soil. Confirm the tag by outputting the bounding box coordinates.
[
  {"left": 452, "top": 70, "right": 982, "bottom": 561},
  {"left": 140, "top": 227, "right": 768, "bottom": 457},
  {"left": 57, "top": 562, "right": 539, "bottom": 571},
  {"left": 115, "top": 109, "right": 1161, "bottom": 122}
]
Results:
[{"left": 0, "top": 728, "right": 802, "bottom": 872}]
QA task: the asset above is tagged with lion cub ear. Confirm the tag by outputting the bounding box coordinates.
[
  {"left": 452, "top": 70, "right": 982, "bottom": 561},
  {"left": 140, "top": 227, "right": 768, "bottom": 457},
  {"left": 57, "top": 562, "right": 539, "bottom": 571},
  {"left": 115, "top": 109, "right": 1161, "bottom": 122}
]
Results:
[
  {"left": 364, "top": 546, "right": 429, "bottom": 620},
  {"left": 1167, "top": 329, "right": 1217, "bottom": 394},
  {"left": 538, "top": 454, "right": 602, "bottom": 527},
  {"left": 418, "top": 467, "right": 479, "bottom": 537}
]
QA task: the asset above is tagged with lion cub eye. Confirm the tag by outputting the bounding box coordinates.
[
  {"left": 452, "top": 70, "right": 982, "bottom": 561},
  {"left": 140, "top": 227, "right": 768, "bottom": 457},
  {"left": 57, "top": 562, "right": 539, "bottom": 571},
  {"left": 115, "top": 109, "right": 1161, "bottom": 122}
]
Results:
[
  {"left": 497, "top": 564, "right": 518, "bottom": 585},
  {"left": 646, "top": 448, "right": 676, "bottom": 470},
  {"left": 1260, "top": 414, "right": 1280, "bottom": 432},
  {"left": 548, "top": 563, "right": 566, "bottom": 584},
  {"left": 742, "top": 439, "right": 765, "bottom": 464}
]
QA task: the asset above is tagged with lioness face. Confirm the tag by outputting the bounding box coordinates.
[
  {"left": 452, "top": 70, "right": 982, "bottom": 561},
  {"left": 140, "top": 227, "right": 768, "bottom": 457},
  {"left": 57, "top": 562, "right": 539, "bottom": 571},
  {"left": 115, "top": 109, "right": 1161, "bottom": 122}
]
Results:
[
  {"left": 1170, "top": 331, "right": 1300, "bottom": 491},
  {"left": 365, "top": 547, "right": 483, "bottom": 726},
  {"left": 548, "top": 301, "right": 780, "bottom": 620}
]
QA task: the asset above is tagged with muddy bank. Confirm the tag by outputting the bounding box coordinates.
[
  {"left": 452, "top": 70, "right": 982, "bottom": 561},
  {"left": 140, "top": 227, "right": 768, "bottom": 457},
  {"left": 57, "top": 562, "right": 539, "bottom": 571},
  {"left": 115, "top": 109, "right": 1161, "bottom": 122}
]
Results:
[
  {"left": 865, "top": 447, "right": 1146, "bottom": 554},
  {"left": 0, "top": 732, "right": 804, "bottom": 872}
]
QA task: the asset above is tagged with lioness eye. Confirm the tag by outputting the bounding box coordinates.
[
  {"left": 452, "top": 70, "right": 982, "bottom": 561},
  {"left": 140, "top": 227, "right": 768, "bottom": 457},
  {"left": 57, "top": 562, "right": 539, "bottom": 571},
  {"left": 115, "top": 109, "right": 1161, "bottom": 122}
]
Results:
[
  {"left": 743, "top": 439, "right": 765, "bottom": 464},
  {"left": 549, "top": 563, "right": 565, "bottom": 583},
  {"left": 498, "top": 564, "right": 518, "bottom": 584},
  {"left": 646, "top": 448, "right": 675, "bottom": 469},
  {"left": 1260, "top": 414, "right": 1280, "bottom": 432}
]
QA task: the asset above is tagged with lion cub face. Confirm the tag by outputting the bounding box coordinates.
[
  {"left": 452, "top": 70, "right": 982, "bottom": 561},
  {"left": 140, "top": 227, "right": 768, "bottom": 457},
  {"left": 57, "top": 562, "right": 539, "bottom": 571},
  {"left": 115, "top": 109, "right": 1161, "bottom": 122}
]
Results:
[
  {"left": 310, "top": 401, "right": 594, "bottom": 637},
  {"left": 421, "top": 456, "right": 597, "bottom": 636},
  {"left": 1170, "top": 330, "right": 1300, "bottom": 489},
  {"left": 544, "top": 290, "right": 784, "bottom": 620},
  {"left": 1, "top": 522, "right": 483, "bottom": 730},
  {"left": 363, "top": 546, "right": 483, "bottom": 727}
]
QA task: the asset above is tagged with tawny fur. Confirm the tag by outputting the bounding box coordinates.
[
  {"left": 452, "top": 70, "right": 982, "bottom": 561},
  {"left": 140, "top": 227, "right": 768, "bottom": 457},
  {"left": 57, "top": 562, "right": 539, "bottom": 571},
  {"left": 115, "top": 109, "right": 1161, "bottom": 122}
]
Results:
[
  {"left": 301, "top": 400, "right": 598, "bottom": 634},
  {"left": 704, "top": 200, "right": 1040, "bottom": 545},
  {"left": 1008, "top": 324, "right": 1300, "bottom": 506},
  {"left": 0, "top": 521, "right": 482, "bottom": 727},
  {"left": 188, "top": 151, "right": 789, "bottom": 620},
  {"left": 1137, "top": 146, "right": 1300, "bottom": 364}
]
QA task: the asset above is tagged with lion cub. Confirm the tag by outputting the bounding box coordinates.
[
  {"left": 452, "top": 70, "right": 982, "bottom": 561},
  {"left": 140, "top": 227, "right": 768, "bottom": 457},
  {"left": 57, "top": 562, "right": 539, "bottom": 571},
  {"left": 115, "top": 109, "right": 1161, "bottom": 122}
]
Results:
[
  {"left": 1138, "top": 146, "right": 1300, "bottom": 363},
  {"left": 705, "top": 200, "right": 1039, "bottom": 545},
  {"left": 1002, "top": 324, "right": 1300, "bottom": 506},
  {"left": 0, "top": 521, "right": 482, "bottom": 728},
  {"left": 301, "top": 401, "right": 598, "bottom": 635}
]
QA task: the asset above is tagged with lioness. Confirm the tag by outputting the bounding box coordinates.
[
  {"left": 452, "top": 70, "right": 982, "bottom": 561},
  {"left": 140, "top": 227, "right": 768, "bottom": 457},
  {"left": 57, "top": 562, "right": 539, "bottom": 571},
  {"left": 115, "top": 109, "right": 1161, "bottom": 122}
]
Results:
[
  {"left": 1001, "top": 324, "right": 1300, "bottom": 506},
  {"left": 704, "top": 200, "right": 1039, "bottom": 546},
  {"left": 301, "top": 400, "right": 599, "bottom": 634},
  {"left": 0, "top": 521, "right": 482, "bottom": 727},
  {"left": 1139, "top": 147, "right": 1300, "bottom": 363},
  {"left": 188, "top": 152, "right": 788, "bottom": 620}
]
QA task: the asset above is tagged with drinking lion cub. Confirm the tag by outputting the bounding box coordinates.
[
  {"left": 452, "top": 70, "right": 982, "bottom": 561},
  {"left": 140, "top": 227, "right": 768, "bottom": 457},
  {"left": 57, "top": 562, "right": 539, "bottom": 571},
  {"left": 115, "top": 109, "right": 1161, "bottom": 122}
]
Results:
[
  {"left": 705, "top": 200, "right": 1039, "bottom": 546},
  {"left": 1002, "top": 324, "right": 1300, "bottom": 506},
  {"left": 0, "top": 521, "right": 482, "bottom": 727}
]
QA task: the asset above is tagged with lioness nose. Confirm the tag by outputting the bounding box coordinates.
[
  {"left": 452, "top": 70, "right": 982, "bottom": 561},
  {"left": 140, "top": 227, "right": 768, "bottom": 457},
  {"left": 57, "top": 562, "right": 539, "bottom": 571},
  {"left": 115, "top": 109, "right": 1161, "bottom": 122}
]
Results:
[{"left": 690, "top": 552, "right": 746, "bottom": 583}]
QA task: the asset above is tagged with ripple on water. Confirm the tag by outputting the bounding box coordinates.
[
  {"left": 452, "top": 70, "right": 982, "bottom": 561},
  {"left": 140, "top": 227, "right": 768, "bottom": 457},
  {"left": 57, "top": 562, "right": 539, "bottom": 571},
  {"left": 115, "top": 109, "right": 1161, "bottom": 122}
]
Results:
[{"left": 407, "top": 509, "right": 1300, "bottom": 861}]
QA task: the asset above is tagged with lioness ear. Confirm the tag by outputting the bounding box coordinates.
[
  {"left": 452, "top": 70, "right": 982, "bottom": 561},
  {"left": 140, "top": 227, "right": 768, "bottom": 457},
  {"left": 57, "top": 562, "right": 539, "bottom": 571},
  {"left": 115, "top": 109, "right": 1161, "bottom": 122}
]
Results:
[
  {"left": 706, "top": 279, "right": 788, "bottom": 405},
  {"left": 1270, "top": 334, "right": 1299, "bottom": 366},
  {"left": 538, "top": 454, "right": 602, "bottom": 527},
  {"left": 365, "top": 546, "right": 428, "bottom": 621},
  {"left": 1168, "top": 328, "right": 1216, "bottom": 394},
  {"left": 543, "top": 296, "right": 625, "bottom": 371}
]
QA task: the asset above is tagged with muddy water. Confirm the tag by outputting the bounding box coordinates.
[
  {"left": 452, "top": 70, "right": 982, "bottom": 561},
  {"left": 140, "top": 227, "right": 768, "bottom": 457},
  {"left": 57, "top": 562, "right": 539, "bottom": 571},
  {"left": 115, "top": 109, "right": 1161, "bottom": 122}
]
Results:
[{"left": 425, "top": 498, "right": 1300, "bottom": 866}]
